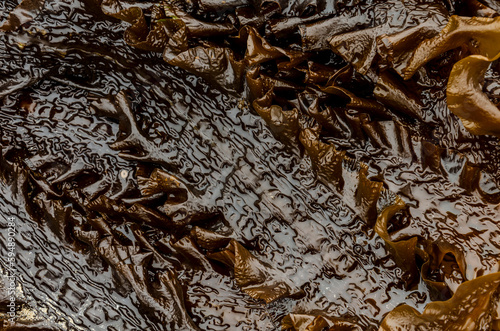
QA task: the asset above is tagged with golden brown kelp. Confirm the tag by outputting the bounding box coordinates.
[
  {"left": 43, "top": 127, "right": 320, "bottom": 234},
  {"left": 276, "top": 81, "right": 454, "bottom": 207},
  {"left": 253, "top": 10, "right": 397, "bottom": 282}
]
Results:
[
  {"left": 3, "top": 0, "right": 500, "bottom": 329},
  {"left": 192, "top": 227, "right": 304, "bottom": 303},
  {"left": 89, "top": 5, "right": 500, "bottom": 331},
  {"left": 379, "top": 272, "right": 500, "bottom": 330},
  {"left": 404, "top": 16, "right": 500, "bottom": 79},
  {"left": 403, "top": 16, "right": 500, "bottom": 137},
  {"left": 99, "top": 0, "right": 500, "bottom": 298},
  {"left": 447, "top": 54, "right": 500, "bottom": 137},
  {"left": 328, "top": 1, "right": 448, "bottom": 74},
  {"left": 282, "top": 313, "right": 363, "bottom": 331}
]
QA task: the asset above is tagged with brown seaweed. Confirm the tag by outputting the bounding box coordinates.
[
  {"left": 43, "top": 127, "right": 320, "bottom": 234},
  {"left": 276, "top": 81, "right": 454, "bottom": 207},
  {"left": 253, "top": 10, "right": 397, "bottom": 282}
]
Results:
[
  {"left": 380, "top": 272, "right": 500, "bottom": 330},
  {"left": 404, "top": 16, "right": 500, "bottom": 79},
  {"left": 0, "top": 0, "right": 46, "bottom": 32},
  {"left": 282, "top": 313, "right": 363, "bottom": 331},
  {"left": 404, "top": 15, "right": 500, "bottom": 137},
  {"left": 2, "top": 0, "right": 500, "bottom": 330},
  {"left": 447, "top": 53, "right": 500, "bottom": 137}
]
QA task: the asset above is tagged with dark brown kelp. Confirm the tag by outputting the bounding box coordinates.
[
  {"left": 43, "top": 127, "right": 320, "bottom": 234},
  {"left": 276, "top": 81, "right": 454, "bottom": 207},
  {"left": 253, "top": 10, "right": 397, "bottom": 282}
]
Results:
[{"left": 2, "top": 0, "right": 500, "bottom": 330}]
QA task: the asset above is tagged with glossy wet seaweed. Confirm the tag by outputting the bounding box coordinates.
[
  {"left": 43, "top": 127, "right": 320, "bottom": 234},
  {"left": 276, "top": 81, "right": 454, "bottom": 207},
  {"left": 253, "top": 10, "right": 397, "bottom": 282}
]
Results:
[{"left": 1, "top": 0, "right": 500, "bottom": 330}]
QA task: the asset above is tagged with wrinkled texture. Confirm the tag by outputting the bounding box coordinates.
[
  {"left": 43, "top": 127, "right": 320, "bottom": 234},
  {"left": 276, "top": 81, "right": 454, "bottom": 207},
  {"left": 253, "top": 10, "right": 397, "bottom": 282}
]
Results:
[
  {"left": 0, "top": 0, "right": 45, "bottom": 32},
  {"left": 404, "top": 16, "right": 500, "bottom": 79},
  {"left": 1, "top": 0, "right": 500, "bottom": 330},
  {"left": 403, "top": 15, "right": 500, "bottom": 137},
  {"left": 282, "top": 313, "right": 363, "bottom": 331},
  {"left": 380, "top": 272, "right": 500, "bottom": 330},
  {"left": 447, "top": 53, "right": 500, "bottom": 137}
]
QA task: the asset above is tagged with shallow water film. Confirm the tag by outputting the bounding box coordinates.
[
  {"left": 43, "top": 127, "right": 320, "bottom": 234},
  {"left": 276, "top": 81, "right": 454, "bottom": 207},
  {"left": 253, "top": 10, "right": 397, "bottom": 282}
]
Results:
[{"left": 1, "top": 0, "right": 500, "bottom": 330}]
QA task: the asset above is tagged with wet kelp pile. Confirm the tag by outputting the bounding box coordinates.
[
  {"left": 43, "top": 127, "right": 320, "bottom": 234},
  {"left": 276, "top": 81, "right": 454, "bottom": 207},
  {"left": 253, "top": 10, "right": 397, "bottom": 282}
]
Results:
[{"left": 1, "top": 0, "right": 500, "bottom": 330}]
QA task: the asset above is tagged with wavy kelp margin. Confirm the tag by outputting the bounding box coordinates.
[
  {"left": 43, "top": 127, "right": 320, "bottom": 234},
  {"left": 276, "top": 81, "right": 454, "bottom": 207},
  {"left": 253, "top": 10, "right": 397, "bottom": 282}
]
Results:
[
  {"left": 1, "top": 0, "right": 500, "bottom": 330},
  {"left": 380, "top": 272, "right": 500, "bottom": 330},
  {"left": 98, "top": 1, "right": 500, "bottom": 329},
  {"left": 403, "top": 16, "right": 500, "bottom": 138}
]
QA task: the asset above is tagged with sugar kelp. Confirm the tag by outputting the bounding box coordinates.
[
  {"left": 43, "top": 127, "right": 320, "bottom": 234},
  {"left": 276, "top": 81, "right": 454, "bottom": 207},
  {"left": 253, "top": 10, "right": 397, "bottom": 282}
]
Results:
[
  {"left": 380, "top": 272, "right": 500, "bottom": 330},
  {"left": 2, "top": 0, "right": 500, "bottom": 330},
  {"left": 403, "top": 16, "right": 500, "bottom": 138},
  {"left": 95, "top": 0, "right": 500, "bottom": 329}
]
